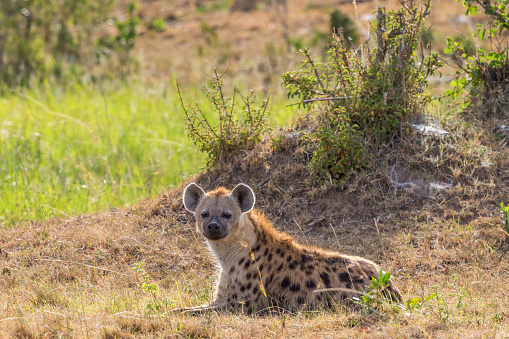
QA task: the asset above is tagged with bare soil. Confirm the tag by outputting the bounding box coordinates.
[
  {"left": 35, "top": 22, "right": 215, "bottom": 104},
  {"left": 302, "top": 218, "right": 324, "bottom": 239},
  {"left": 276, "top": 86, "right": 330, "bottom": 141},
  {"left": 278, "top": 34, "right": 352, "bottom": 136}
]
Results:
[{"left": 127, "top": 0, "right": 480, "bottom": 89}]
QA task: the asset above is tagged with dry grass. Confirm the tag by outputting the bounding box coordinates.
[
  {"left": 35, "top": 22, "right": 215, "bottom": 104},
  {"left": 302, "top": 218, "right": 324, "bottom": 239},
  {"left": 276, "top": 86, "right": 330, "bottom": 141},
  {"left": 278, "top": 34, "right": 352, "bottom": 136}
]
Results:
[{"left": 1, "top": 111, "right": 509, "bottom": 337}]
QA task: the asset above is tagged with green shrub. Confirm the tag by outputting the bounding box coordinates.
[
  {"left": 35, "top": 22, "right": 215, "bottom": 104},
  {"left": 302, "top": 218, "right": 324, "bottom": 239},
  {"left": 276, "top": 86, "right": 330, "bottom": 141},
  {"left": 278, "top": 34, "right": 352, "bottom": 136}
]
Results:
[
  {"left": 445, "top": 0, "right": 509, "bottom": 115},
  {"left": 0, "top": 0, "right": 116, "bottom": 87},
  {"left": 309, "top": 108, "right": 365, "bottom": 180},
  {"left": 96, "top": 2, "right": 141, "bottom": 78},
  {"left": 282, "top": 2, "right": 442, "bottom": 184},
  {"left": 180, "top": 71, "right": 271, "bottom": 167}
]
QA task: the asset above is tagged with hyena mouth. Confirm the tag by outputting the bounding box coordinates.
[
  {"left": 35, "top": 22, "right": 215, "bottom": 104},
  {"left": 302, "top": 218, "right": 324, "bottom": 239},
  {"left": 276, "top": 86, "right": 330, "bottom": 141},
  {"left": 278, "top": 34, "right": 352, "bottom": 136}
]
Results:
[{"left": 204, "top": 233, "right": 228, "bottom": 240}]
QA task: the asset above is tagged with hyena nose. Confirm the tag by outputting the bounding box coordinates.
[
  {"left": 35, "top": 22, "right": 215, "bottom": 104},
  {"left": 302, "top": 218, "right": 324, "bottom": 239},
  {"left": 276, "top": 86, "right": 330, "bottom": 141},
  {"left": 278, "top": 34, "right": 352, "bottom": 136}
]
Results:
[
  {"left": 207, "top": 222, "right": 221, "bottom": 231},
  {"left": 204, "top": 222, "right": 225, "bottom": 239}
]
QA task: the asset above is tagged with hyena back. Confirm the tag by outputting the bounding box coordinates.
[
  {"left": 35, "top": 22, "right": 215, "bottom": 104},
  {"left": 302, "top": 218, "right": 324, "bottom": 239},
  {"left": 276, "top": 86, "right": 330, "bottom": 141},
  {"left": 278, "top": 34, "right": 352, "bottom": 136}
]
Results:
[{"left": 179, "top": 183, "right": 402, "bottom": 314}]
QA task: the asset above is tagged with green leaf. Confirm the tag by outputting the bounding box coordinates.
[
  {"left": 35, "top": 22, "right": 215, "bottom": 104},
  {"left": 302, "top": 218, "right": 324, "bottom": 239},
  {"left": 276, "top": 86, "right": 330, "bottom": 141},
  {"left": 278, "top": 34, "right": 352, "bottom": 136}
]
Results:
[{"left": 480, "top": 28, "right": 486, "bottom": 41}]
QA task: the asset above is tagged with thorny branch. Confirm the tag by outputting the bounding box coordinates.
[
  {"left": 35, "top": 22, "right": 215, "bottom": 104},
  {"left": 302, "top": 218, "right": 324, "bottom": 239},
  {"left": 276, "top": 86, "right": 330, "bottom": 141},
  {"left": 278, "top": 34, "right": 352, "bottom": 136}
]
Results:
[
  {"left": 286, "top": 96, "right": 351, "bottom": 107},
  {"left": 303, "top": 49, "right": 328, "bottom": 95},
  {"left": 376, "top": 7, "right": 386, "bottom": 63}
]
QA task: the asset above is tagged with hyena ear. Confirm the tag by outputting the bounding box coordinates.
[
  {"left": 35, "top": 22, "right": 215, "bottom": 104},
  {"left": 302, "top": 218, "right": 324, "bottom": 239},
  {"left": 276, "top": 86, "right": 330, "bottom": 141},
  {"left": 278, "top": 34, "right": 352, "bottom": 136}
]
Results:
[
  {"left": 230, "top": 183, "right": 255, "bottom": 213},
  {"left": 183, "top": 183, "right": 206, "bottom": 213}
]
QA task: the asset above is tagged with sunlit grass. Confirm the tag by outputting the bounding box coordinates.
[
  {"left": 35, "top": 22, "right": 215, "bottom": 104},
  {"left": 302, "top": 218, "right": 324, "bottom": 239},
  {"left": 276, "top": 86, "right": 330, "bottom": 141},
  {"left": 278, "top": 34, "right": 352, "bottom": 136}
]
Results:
[{"left": 0, "top": 81, "right": 298, "bottom": 225}]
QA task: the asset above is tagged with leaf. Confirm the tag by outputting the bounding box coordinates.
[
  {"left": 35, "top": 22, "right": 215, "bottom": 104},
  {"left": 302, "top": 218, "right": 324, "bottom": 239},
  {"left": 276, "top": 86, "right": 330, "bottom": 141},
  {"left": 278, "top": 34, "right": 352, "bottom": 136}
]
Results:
[{"left": 480, "top": 28, "right": 486, "bottom": 41}]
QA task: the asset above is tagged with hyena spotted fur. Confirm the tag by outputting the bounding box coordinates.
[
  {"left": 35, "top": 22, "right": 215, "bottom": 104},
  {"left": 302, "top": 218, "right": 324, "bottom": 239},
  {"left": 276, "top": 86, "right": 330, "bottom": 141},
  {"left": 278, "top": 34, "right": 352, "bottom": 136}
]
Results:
[{"left": 179, "top": 183, "right": 402, "bottom": 314}]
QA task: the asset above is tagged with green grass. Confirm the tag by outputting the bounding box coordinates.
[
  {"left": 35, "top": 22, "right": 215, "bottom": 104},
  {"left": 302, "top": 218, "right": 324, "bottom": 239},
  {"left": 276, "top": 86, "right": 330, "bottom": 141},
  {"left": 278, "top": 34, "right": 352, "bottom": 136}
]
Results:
[{"left": 0, "top": 81, "right": 297, "bottom": 225}]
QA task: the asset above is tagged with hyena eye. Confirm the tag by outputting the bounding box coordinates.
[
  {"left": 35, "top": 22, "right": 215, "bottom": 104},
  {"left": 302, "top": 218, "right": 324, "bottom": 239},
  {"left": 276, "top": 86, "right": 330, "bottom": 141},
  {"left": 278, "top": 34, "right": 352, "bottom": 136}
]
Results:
[
  {"left": 201, "top": 211, "right": 209, "bottom": 218},
  {"left": 222, "top": 212, "right": 232, "bottom": 219}
]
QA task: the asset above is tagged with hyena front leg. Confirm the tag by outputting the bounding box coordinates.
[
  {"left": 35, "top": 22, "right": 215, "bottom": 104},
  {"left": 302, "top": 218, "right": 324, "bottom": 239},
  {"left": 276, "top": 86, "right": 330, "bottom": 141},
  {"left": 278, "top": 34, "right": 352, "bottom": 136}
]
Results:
[{"left": 171, "top": 303, "right": 225, "bottom": 314}]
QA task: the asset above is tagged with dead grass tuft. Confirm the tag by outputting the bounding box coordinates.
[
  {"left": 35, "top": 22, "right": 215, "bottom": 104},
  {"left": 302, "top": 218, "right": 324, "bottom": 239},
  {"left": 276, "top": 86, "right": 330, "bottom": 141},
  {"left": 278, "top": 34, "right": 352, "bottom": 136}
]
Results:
[
  {"left": 31, "top": 285, "right": 68, "bottom": 308},
  {"left": 176, "top": 322, "right": 216, "bottom": 338},
  {"left": 10, "top": 321, "right": 36, "bottom": 339},
  {"left": 112, "top": 316, "right": 166, "bottom": 335}
]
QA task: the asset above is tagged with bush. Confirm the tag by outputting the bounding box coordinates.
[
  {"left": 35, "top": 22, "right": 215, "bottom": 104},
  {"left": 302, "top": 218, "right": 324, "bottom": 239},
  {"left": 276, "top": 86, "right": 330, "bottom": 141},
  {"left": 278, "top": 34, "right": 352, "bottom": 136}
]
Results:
[
  {"left": 282, "top": 1, "right": 443, "bottom": 184},
  {"left": 179, "top": 71, "right": 271, "bottom": 167},
  {"left": 0, "top": 0, "right": 116, "bottom": 87},
  {"left": 445, "top": 0, "right": 509, "bottom": 116},
  {"left": 96, "top": 2, "right": 142, "bottom": 79}
]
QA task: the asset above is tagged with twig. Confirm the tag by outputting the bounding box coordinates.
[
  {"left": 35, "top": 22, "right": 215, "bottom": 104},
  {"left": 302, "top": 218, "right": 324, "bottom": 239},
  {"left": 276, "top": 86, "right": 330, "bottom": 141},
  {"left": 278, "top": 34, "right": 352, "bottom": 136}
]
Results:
[
  {"left": 286, "top": 96, "right": 352, "bottom": 107},
  {"left": 374, "top": 217, "right": 380, "bottom": 236},
  {"left": 177, "top": 80, "right": 218, "bottom": 140},
  {"left": 328, "top": 222, "right": 341, "bottom": 250},
  {"left": 257, "top": 177, "right": 270, "bottom": 190},
  {"left": 303, "top": 49, "right": 327, "bottom": 94},
  {"left": 34, "top": 258, "right": 127, "bottom": 276},
  {"left": 305, "top": 217, "right": 325, "bottom": 234},
  {"left": 308, "top": 217, "right": 325, "bottom": 228},
  {"left": 304, "top": 96, "right": 351, "bottom": 103},
  {"left": 0, "top": 317, "right": 28, "bottom": 323},
  {"left": 398, "top": 29, "right": 406, "bottom": 72},
  {"left": 422, "top": 0, "right": 431, "bottom": 18},
  {"left": 42, "top": 310, "right": 65, "bottom": 317},
  {"left": 398, "top": 29, "right": 406, "bottom": 88},
  {"left": 376, "top": 7, "right": 385, "bottom": 63}
]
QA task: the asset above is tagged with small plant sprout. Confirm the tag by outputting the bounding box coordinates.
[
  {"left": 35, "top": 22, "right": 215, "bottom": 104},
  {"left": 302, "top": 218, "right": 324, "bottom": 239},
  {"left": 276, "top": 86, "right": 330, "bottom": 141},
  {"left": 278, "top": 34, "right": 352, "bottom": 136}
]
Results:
[
  {"left": 150, "top": 19, "right": 166, "bottom": 32},
  {"left": 501, "top": 202, "right": 509, "bottom": 236},
  {"left": 353, "top": 269, "right": 402, "bottom": 313},
  {"left": 405, "top": 292, "right": 437, "bottom": 314},
  {"left": 133, "top": 262, "right": 175, "bottom": 317}
]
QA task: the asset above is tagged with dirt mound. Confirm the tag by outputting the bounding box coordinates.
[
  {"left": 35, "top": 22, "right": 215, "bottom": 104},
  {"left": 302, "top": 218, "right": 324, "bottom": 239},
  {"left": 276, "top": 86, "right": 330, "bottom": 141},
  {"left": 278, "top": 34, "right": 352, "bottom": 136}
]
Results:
[{"left": 150, "top": 115, "right": 509, "bottom": 260}]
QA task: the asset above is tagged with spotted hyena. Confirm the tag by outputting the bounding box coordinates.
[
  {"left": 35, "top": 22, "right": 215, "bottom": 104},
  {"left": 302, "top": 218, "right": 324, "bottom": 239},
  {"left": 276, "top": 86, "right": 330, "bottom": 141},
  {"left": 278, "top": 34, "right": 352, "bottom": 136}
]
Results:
[{"left": 179, "top": 183, "right": 402, "bottom": 314}]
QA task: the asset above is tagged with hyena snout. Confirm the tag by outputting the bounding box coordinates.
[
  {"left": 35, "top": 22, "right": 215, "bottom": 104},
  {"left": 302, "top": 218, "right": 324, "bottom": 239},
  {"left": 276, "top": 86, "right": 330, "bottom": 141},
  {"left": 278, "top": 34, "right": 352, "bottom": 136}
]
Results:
[{"left": 203, "top": 216, "right": 227, "bottom": 240}]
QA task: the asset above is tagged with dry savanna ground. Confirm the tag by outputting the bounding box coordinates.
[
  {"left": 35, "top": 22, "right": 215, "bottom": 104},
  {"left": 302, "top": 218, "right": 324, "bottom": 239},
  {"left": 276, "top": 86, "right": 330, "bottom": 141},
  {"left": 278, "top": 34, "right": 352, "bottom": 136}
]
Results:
[
  {"left": 2, "top": 0, "right": 509, "bottom": 338},
  {"left": 1, "top": 113, "right": 509, "bottom": 337}
]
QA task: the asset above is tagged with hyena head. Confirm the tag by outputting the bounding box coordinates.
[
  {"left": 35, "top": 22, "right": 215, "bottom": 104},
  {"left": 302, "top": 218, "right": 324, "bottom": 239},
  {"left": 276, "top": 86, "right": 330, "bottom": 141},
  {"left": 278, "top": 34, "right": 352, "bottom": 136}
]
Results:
[{"left": 182, "top": 183, "right": 255, "bottom": 241}]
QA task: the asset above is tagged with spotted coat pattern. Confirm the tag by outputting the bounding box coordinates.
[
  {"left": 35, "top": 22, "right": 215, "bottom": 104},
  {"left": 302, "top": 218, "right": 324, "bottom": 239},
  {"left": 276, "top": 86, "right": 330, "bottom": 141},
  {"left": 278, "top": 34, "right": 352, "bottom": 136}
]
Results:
[{"left": 179, "top": 184, "right": 402, "bottom": 314}]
